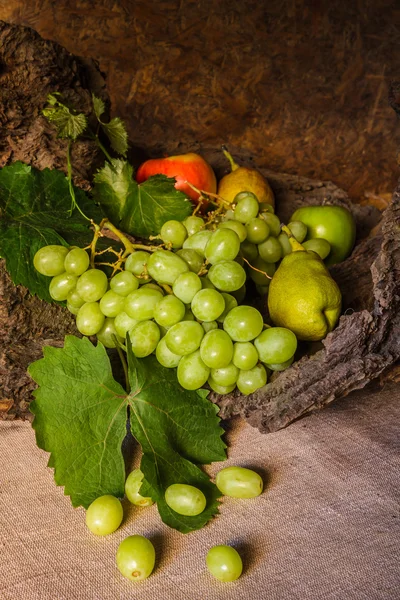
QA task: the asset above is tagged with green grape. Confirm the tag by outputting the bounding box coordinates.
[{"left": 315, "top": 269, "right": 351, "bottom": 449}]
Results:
[
  {"left": 116, "top": 535, "right": 155, "bottom": 582},
  {"left": 215, "top": 466, "right": 263, "bottom": 498},
  {"left": 222, "top": 208, "right": 235, "bottom": 220},
  {"left": 96, "top": 318, "right": 123, "bottom": 348},
  {"left": 258, "top": 236, "right": 282, "bottom": 263},
  {"left": 208, "top": 260, "right": 246, "bottom": 292},
  {"left": 155, "top": 337, "right": 182, "bottom": 368},
  {"left": 201, "top": 276, "right": 216, "bottom": 290},
  {"left": 202, "top": 320, "right": 218, "bottom": 333},
  {"left": 245, "top": 217, "right": 270, "bottom": 244},
  {"left": 85, "top": 495, "right": 123, "bottom": 536},
  {"left": 165, "top": 320, "right": 204, "bottom": 355},
  {"left": 33, "top": 245, "right": 69, "bottom": 276},
  {"left": 218, "top": 219, "right": 247, "bottom": 242},
  {"left": 99, "top": 290, "right": 126, "bottom": 318},
  {"left": 183, "top": 307, "right": 195, "bottom": 321},
  {"left": 303, "top": 238, "right": 331, "bottom": 260},
  {"left": 177, "top": 349, "right": 210, "bottom": 390},
  {"left": 261, "top": 213, "right": 281, "bottom": 237},
  {"left": 76, "top": 302, "right": 105, "bottom": 336},
  {"left": 160, "top": 219, "right": 188, "bottom": 248},
  {"left": 200, "top": 329, "right": 233, "bottom": 369},
  {"left": 182, "top": 229, "right": 213, "bottom": 256},
  {"left": 210, "top": 363, "right": 239, "bottom": 387},
  {"left": 140, "top": 282, "right": 164, "bottom": 293},
  {"left": 64, "top": 247, "right": 90, "bottom": 275},
  {"left": 248, "top": 255, "right": 275, "bottom": 286},
  {"left": 233, "top": 192, "right": 259, "bottom": 223},
  {"left": 125, "top": 469, "right": 154, "bottom": 507},
  {"left": 240, "top": 240, "right": 258, "bottom": 262},
  {"left": 76, "top": 269, "right": 108, "bottom": 303},
  {"left": 206, "top": 545, "right": 243, "bottom": 582},
  {"left": 147, "top": 249, "right": 189, "bottom": 285},
  {"left": 191, "top": 289, "right": 226, "bottom": 322},
  {"left": 256, "top": 284, "right": 270, "bottom": 297},
  {"left": 49, "top": 273, "right": 78, "bottom": 301},
  {"left": 264, "top": 355, "right": 294, "bottom": 371},
  {"left": 125, "top": 251, "right": 151, "bottom": 278},
  {"left": 110, "top": 271, "right": 139, "bottom": 296},
  {"left": 223, "top": 305, "right": 264, "bottom": 342},
  {"left": 173, "top": 271, "right": 202, "bottom": 304},
  {"left": 67, "top": 302, "right": 80, "bottom": 315},
  {"left": 176, "top": 248, "right": 204, "bottom": 273},
  {"left": 204, "top": 228, "right": 240, "bottom": 264},
  {"left": 254, "top": 326, "right": 297, "bottom": 364},
  {"left": 129, "top": 320, "right": 160, "bottom": 357},
  {"left": 278, "top": 232, "right": 292, "bottom": 256},
  {"left": 217, "top": 293, "right": 238, "bottom": 324},
  {"left": 259, "top": 202, "right": 275, "bottom": 214},
  {"left": 207, "top": 377, "right": 236, "bottom": 395},
  {"left": 164, "top": 483, "right": 206, "bottom": 516},
  {"left": 67, "top": 289, "right": 85, "bottom": 308},
  {"left": 124, "top": 288, "right": 163, "bottom": 321},
  {"left": 230, "top": 283, "right": 246, "bottom": 304},
  {"left": 232, "top": 342, "right": 259, "bottom": 370},
  {"left": 183, "top": 215, "right": 205, "bottom": 236},
  {"left": 237, "top": 363, "right": 267, "bottom": 394},
  {"left": 288, "top": 220, "right": 307, "bottom": 243},
  {"left": 153, "top": 294, "right": 185, "bottom": 327},
  {"left": 114, "top": 311, "right": 139, "bottom": 338}
]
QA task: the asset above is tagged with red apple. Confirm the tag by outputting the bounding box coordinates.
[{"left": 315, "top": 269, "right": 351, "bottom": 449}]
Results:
[{"left": 135, "top": 152, "right": 217, "bottom": 207}]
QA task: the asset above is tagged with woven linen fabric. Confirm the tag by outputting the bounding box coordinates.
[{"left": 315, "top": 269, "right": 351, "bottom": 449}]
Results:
[{"left": 1, "top": 381, "right": 399, "bottom": 600}]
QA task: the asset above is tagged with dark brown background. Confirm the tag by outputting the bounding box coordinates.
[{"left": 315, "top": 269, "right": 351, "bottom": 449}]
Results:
[{"left": 0, "top": 0, "right": 399, "bottom": 202}]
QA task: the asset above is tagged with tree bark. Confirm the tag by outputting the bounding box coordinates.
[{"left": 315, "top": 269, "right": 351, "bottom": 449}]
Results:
[{"left": 0, "top": 21, "right": 398, "bottom": 431}]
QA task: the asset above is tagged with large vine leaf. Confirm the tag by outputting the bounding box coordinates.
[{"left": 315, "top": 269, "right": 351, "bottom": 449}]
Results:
[
  {"left": 93, "top": 160, "right": 192, "bottom": 238},
  {"left": 0, "top": 162, "right": 102, "bottom": 302},
  {"left": 126, "top": 339, "right": 226, "bottom": 533},
  {"left": 29, "top": 335, "right": 226, "bottom": 533},
  {"left": 29, "top": 337, "right": 128, "bottom": 507}
]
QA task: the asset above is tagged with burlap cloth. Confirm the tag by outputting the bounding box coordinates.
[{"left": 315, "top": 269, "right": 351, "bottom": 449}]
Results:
[{"left": 1, "top": 381, "right": 399, "bottom": 600}]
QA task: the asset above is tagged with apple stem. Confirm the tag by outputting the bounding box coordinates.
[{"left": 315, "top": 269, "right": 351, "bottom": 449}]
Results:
[
  {"left": 221, "top": 145, "right": 239, "bottom": 172},
  {"left": 281, "top": 224, "right": 306, "bottom": 252}
]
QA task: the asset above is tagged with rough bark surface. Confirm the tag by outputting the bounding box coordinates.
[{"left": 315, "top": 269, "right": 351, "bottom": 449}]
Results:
[
  {"left": 0, "top": 22, "right": 398, "bottom": 431},
  {"left": 0, "top": 20, "right": 107, "bottom": 187}
]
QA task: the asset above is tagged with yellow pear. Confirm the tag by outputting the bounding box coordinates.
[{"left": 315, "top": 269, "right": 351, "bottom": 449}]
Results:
[
  {"left": 268, "top": 227, "right": 342, "bottom": 341},
  {"left": 217, "top": 147, "right": 275, "bottom": 208}
]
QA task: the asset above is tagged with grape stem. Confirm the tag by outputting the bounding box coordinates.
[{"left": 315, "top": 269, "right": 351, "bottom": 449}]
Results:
[
  {"left": 242, "top": 257, "right": 273, "bottom": 279},
  {"left": 66, "top": 140, "right": 91, "bottom": 221}
]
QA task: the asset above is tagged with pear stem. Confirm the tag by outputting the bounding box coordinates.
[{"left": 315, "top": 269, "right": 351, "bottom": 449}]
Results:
[
  {"left": 281, "top": 224, "right": 306, "bottom": 252},
  {"left": 221, "top": 145, "right": 239, "bottom": 172}
]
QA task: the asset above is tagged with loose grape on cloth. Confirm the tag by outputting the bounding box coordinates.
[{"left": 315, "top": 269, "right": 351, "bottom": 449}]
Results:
[{"left": 1, "top": 381, "right": 399, "bottom": 600}]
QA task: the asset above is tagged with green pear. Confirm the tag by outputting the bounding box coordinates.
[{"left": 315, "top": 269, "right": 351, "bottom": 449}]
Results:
[{"left": 268, "top": 227, "right": 342, "bottom": 341}]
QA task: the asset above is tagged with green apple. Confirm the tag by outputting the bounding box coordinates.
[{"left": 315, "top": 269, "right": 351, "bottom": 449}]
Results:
[{"left": 290, "top": 205, "right": 356, "bottom": 266}]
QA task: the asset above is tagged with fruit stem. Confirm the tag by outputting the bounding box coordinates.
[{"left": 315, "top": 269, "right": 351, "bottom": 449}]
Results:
[
  {"left": 281, "top": 224, "right": 306, "bottom": 252},
  {"left": 242, "top": 257, "right": 273, "bottom": 280},
  {"left": 221, "top": 145, "right": 239, "bottom": 172}
]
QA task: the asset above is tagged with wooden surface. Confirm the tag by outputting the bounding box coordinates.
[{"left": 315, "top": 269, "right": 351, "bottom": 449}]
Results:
[{"left": 0, "top": 0, "right": 398, "bottom": 203}]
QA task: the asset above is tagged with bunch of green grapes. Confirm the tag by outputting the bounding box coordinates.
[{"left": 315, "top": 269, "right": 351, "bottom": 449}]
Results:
[{"left": 33, "top": 193, "right": 303, "bottom": 396}]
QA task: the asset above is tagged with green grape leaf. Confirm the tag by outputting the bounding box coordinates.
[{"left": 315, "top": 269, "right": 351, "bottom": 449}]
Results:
[
  {"left": 126, "top": 338, "right": 226, "bottom": 533},
  {"left": 92, "top": 94, "right": 106, "bottom": 120},
  {"left": 0, "top": 162, "right": 102, "bottom": 301},
  {"left": 92, "top": 95, "right": 128, "bottom": 156},
  {"left": 43, "top": 94, "right": 87, "bottom": 141},
  {"left": 29, "top": 335, "right": 226, "bottom": 533},
  {"left": 29, "top": 337, "right": 128, "bottom": 507},
  {"left": 100, "top": 118, "right": 129, "bottom": 157},
  {"left": 93, "top": 160, "right": 192, "bottom": 238}
]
